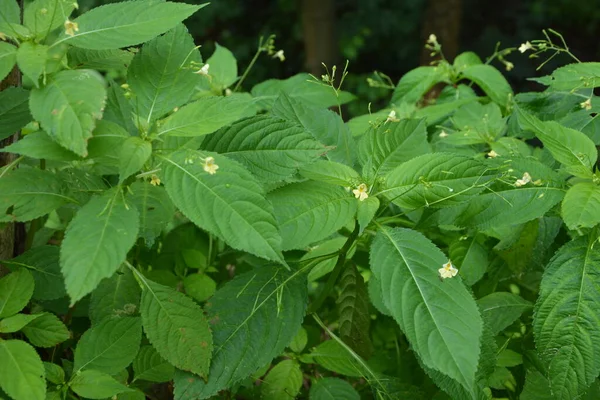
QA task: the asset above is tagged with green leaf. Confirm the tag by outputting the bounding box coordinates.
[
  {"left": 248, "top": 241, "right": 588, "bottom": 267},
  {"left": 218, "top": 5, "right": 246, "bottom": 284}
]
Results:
[
  {"left": 183, "top": 274, "right": 216, "bottom": 303},
  {"left": 0, "top": 269, "right": 34, "bottom": 318},
  {"left": 173, "top": 266, "right": 307, "bottom": 399},
  {"left": 89, "top": 267, "right": 141, "bottom": 325},
  {"left": 384, "top": 153, "right": 494, "bottom": 209},
  {"left": 391, "top": 66, "right": 447, "bottom": 104},
  {"left": 0, "top": 87, "right": 31, "bottom": 141},
  {"left": 205, "top": 43, "right": 237, "bottom": 89},
  {"left": 496, "top": 349, "right": 523, "bottom": 367},
  {"left": 29, "top": 70, "right": 106, "bottom": 157},
  {"left": 261, "top": 360, "right": 303, "bottom": 400},
  {"left": 461, "top": 64, "right": 513, "bottom": 108},
  {"left": 0, "top": 42, "right": 17, "bottom": 82},
  {"left": 128, "top": 24, "right": 201, "bottom": 123},
  {"left": 60, "top": 190, "right": 139, "bottom": 304},
  {"left": 310, "top": 340, "right": 363, "bottom": 377},
  {"left": 367, "top": 276, "right": 391, "bottom": 316},
  {"left": 561, "top": 182, "right": 600, "bottom": 230},
  {"left": 272, "top": 92, "right": 356, "bottom": 165},
  {"left": 0, "top": 1, "right": 19, "bottom": 28},
  {"left": 68, "top": 48, "right": 133, "bottom": 71},
  {"left": 540, "top": 62, "right": 600, "bottom": 91},
  {"left": 127, "top": 181, "right": 175, "bottom": 247},
  {"left": 139, "top": 275, "right": 212, "bottom": 377},
  {"left": 0, "top": 313, "right": 41, "bottom": 333},
  {"left": 118, "top": 137, "right": 151, "bottom": 182},
  {"left": 132, "top": 345, "right": 174, "bottom": 383},
  {"left": 534, "top": 236, "right": 600, "bottom": 399},
  {"left": 43, "top": 363, "right": 64, "bottom": 384},
  {"left": 16, "top": 42, "right": 48, "bottom": 87},
  {"left": 358, "top": 118, "right": 431, "bottom": 178},
  {"left": 337, "top": 263, "right": 373, "bottom": 359},
  {"left": 58, "top": 1, "right": 203, "bottom": 50},
  {"left": 299, "top": 160, "right": 361, "bottom": 187},
  {"left": 521, "top": 369, "right": 553, "bottom": 400},
  {"left": 0, "top": 340, "right": 45, "bottom": 400},
  {"left": 86, "top": 120, "right": 129, "bottom": 173},
  {"left": 453, "top": 51, "right": 483, "bottom": 71},
  {"left": 371, "top": 227, "right": 483, "bottom": 393},
  {"left": 0, "top": 131, "right": 81, "bottom": 161},
  {"left": 162, "top": 149, "right": 284, "bottom": 263},
  {"left": 201, "top": 115, "right": 326, "bottom": 181},
  {"left": 104, "top": 81, "right": 136, "bottom": 134},
  {"left": 69, "top": 369, "right": 133, "bottom": 399},
  {"left": 74, "top": 317, "right": 142, "bottom": 375},
  {"left": 309, "top": 377, "right": 360, "bottom": 400},
  {"left": 157, "top": 94, "right": 253, "bottom": 137},
  {"left": 24, "top": 0, "right": 76, "bottom": 39},
  {"left": 357, "top": 196, "right": 379, "bottom": 234},
  {"left": 477, "top": 292, "right": 532, "bottom": 335},
  {"left": 21, "top": 312, "right": 69, "bottom": 347},
  {"left": 449, "top": 234, "right": 488, "bottom": 286},
  {"left": 288, "top": 327, "right": 308, "bottom": 353},
  {"left": 268, "top": 181, "right": 357, "bottom": 250}
]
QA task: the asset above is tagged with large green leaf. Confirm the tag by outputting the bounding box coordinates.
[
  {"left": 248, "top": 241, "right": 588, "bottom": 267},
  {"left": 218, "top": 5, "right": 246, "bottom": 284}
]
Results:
[
  {"left": 138, "top": 275, "right": 212, "bottom": 378},
  {"left": 0, "top": 313, "right": 41, "bottom": 333},
  {"left": 0, "top": 269, "right": 34, "bottom": 318},
  {"left": 358, "top": 118, "right": 431, "bottom": 178},
  {"left": 370, "top": 227, "right": 483, "bottom": 394},
  {"left": 24, "top": 0, "right": 76, "bottom": 39},
  {"left": 0, "top": 42, "right": 17, "bottom": 82},
  {"left": 384, "top": 153, "right": 494, "bottom": 209},
  {"left": 104, "top": 81, "right": 136, "bottom": 134},
  {"left": 261, "top": 360, "right": 303, "bottom": 400},
  {"left": 86, "top": 120, "right": 129, "bottom": 174},
  {"left": 60, "top": 190, "right": 139, "bottom": 304},
  {"left": 534, "top": 236, "right": 600, "bottom": 400},
  {"left": 128, "top": 24, "right": 201, "bottom": 123},
  {"left": 267, "top": 181, "right": 357, "bottom": 250},
  {"left": 127, "top": 181, "right": 175, "bottom": 247},
  {"left": 162, "top": 149, "right": 284, "bottom": 263},
  {"left": 74, "top": 317, "right": 142, "bottom": 374},
  {"left": 391, "top": 66, "right": 448, "bottom": 104},
  {"left": 69, "top": 370, "right": 133, "bottom": 399},
  {"left": 132, "top": 345, "right": 174, "bottom": 383},
  {"left": 204, "top": 43, "right": 238, "bottom": 89},
  {"left": 461, "top": 64, "right": 513, "bottom": 108},
  {"left": 0, "top": 340, "right": 45, "bottom": 400},
  {"left": 561, "top": 182, "right": 600, "bottom": 230},
  {"left": 477, "top": 292, "right": 532, "bottom": 335},
  {"left": 157, "top": 94, "right": 253, "bottom": 137},
  {"left": 540, "top": 62, "right": 600, "bottom": 91},
  {"left": 68, "top": 48, "right": 133, "bottom": 71},
  {"left": 0, "top": 87, "right": 31, "bottom": 141},
  {"left": 89, "top": 267, "right": 141, "bottom": 325},
  {"left": 16, "top": 42, "right": 48, "bottom": 87},
  {"left": 0, "top": 131, "right": 81, "bottom": 161},
  {"left": 56, "top": 0, "right": 203, "bottom": 50},
  {"left": 21, "top": 312, "right": 69, "bottom": 347},
  {"left": 173, "top": 266, "right": 307, "bottom": 399},
  {"left": 119, "top": 137, "right": 152, "bottom": 182},
  {"left": 0, "top": 0, "right": 19, "bottom": 29},
  {"left": 202, "top": 115, "right": 326, "bottom": 181},
  {"left": 309, "top": 377, "right": 360, "bottom": 400},
  {"left": 272, "top": 92, "right": 356, "bottom": 165},
  {"left": 29, "top": 70, "right": 106, "bottom": 156},
  {"left": 0, "top": 168, "right": 74, "bottom": 222}
]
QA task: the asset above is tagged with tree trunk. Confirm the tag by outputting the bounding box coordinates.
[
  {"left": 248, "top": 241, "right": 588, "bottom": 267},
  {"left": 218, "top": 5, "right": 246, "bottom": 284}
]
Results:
[
  {"left": 301, "top": 0, "right": 338, "bottom": 76},
  {"left": 420, "top": 0, "right": 463, "bottom": 65}
]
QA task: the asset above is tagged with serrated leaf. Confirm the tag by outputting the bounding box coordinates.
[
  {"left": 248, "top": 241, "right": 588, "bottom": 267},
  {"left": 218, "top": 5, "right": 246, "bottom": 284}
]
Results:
[
  {"left": 0, "top": 131, "right": 81, "bottom": 161},
  {"left": 139, "top": 275, "right": 212, "bottom": 377},
  {"left": 61, "top": 190, "right": 139, "bottom": 304},
  {"left": 132, "top": 345, "right": 174, "bottom": 383},
  {"left": 310, "top": 340, "right": 363, "bottom": 377},
  {"left": 261, "top": 360, "right": 303, "bottom": 400},
  {"left": 561, "top": 182, "right": 600, "bottom": 230},
  {"left": 477, "top": 292, "right": 532, "bottom": 335},
  {"left": 309, "top": 377, "right": 360, "bottom": 400},
  {"left": 299, "top": 160, "right": 361, "bottom": 187},
  {"left": 69, "top": 369, "right": 133, "bottom": 399},
  {"left": 57, "top": 1, "right": 203, "bottom": 50},
  {"left": 0, "top": 269, "right": 34, "bottom": 318},
  {"left": 127, "top": 181, "right": 175, "bottom": 247},
  {"left": 268, "top": 181, "right": 357, "bottom": 250},
  {"left": 74, "top": 317, "right": 142, "bottom": 375},
  {"left": 86, "top": 120, "right": 129, "bottom": 173},
  {"left": 202, "top": 115, "right": 325, "bottom": 181},
  {"left": 128, "top": 24, "right": 201, "bottom": 123},
  {"left": 272, "top": 92, "right": 356, "bottom": 165},
  {"left": 118, "top": 137, "right": 151, "bottom": 182},
  {"left": 68, "top": 48, "right": 133, "bottom": 71},
  {"left": 534, "top": 236, "right": 600, "bottom": 399},
  {"left": 384, "top": 153, "right": 494, "bottom": 209},
  {"left": 0, "top": 42, "right": 17, "bottom": 82},
  {"left": 370, "top": 227, "right": 482, "bottom": 393},
  {"left": 337, "top": 264, "right": 373, "bottom": 359},
  {"left": 204, "top": 43, "right": 237, "bottom": 89},
  {"left": 461, "top": 64, "right": 513, "bottom": 108},
  {"left": 358, "top": 118, "right": 431, "bottom": 178},
  {"left": 89, "top": 267, "right": 140, "bottom": 325},
  {"left": 0, "top": 313, "right": 41, "bottom": 333},
  {"left": 541, "top": 62, "right": 600, "bottom": 91},
  {"left": 162, "top": 149, "right": 284, "bottom": 263},
  {"left": 183, "top": 274, "right": 216, "bottom": 303},
  {"left": 391, "top": 66, "right": 447, "bottom": 104},
  {"left": 29, "top": 70, "right": 106, "bottom": 157},
  {"left": 157, "top": 94, "right": 253, "bottom": 137},
  {"left": 24, "top": 0, "right": 75, "bottom": 39},
  {"left": 0, "top": 340, "right": 45, "bottom": 400},
  {"left": 43, "top": 363, "right": 64, "bottom": 384},
  {"left": 0, "top": 87, "right": 31, "bottom": 141},
  {"left": 16, "top": 42, "right": 48, "bottom": 87},
  {"left": 173, "top": 266, "right": 307, "bottom": 399},
  {"left": 367, "top": 276, "right": 391, "bottom": 316},
  {"left": 449, "top": 235, "right": 488, "bottom": 286},
  {"left": 104, "top": 81, "right": 136, "bottom": 134},
  {"left": 21, "top": 312, "right": 69, "bottom": 347},
  {"left": 357, "top": 196, "right": 379, "bottom": 234}
]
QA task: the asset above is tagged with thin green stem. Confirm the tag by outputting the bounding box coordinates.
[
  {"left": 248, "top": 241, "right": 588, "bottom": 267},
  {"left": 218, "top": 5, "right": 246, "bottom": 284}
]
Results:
[{"left": 233, "top": 39, "right": 264, "bottom": 92}]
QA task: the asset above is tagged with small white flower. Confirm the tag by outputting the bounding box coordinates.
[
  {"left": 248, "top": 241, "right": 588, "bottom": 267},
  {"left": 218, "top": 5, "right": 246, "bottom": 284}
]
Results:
[
  {"left": 195, "top": 63, "right": 210, "bottom": 76},
  {"left": 203, "top": 156, "right": 219, "bottom": 175},
  {"left": 427, "top": 34, "right": 437, "bottom": 44},
  {"left": 225, "top": 88, "right": 232, "bottom": 96},
  {"left": 64, "top": 19, "right": 79, "bottom": 37},
  {"left": 272, "top": 49, "right": 285, "bottom": 62},
  {"left": 386, "top": 110, "right": 400, "bottom": 123},
  {"left": 514, "top": 172, "right": 532, "bottom": 187},
  {"left": 519, "top": 41, "right": 533, "bottom": 53},
  {"left": 352, "top": 183, "right": 369, "bottom": 201},
  {"left": 150, "top": 174, "right": 161, "bottom": 186},
  {"left": 0, "top": 32, "right": 6, "bottom": 41},
  {"left": 487, "top": 150, "right": 499, "bottom": 158},
  {"left": 438, "top": 261, "right": 458, "bottom": 279},
  {"left": 184, "top": 157, "right": 194, "bottom": 165},
  {"left": 581, "top": 98, "right": 592, "bottom": 111},
  {"left": 439, "top": 130, "right": 449, "bottom": 138},
  {"left": 505, "top": 61, "right": 514, "bottom": 71}
]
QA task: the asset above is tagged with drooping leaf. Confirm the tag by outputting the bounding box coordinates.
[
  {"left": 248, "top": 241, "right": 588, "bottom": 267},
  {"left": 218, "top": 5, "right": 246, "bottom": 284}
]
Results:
[
  {"left": 202, "top": 115, "right": 325, "bottom": 181},
  {"left": 162, "top": 149, "right": 284, "bottom": 263},
  {"left": 23, "top": 0, "right": 76, "bottom": 39},
  {"left": 370, "top": 227, "right": 483, "bottom": 394},
  {"left": 127, "top": 181, "right": 175, "bottom": 247},
  {"left": 391, "top": 66, "right": 448, "bottom": 104},
  {"left": 534, "top": 236, "right": 600, "bottom": 399},
  {"left": 309, "top": 377, "right": 360, "bottom": 400},
  {"left": 29, "top": 69, "right": 106, "bottom": 157},
  {"left": 0, "top": 42, "right": 17, "bottom": 82},
  {"left": 561, "top": 182, "right": 600, "bottom": 230},
  {"left": 57, "top": 1, "right": 203, "bottom": 50},
  {"left": 461, "top": 64, "right": 513, "bottom": 108},
  {"left": 173, "top": 266, "right": 307, "bottom": 400},
  {"left": 0, "top": 269, "right": 34, "bottom": 318},
  {"left": 204, "top": 43, "right": 237, "bottom": 89},
  {"left": 268, "top": 181, "right": 357, "bottom": 250},
  {"left": 74, "top": 317, "right": 142, "bottom": 375},
  {"left": 477, "top": 292, "right": 532, "bottom": 335},
  {"left": 128, "top": 24, "right": 202, "bottom": 123},
  {"left": 16, "top": 42, "right": 48, "bottom": 87},
  {"left": 0, "top": 131, "right": 81, "bottom": 161},
  {"left": 118, "top": 137, "right": 152, "bottom": 183},
  {"left": 0, "top": 313, "right": 41, "bottom": 333},
  {"left": 449, "top": 234, "right": 489, "bottom": 286},
  {"left": 299, "top": 160, "right": 361, "bottom": 187},
  {"left": 69, "top": 370, "right": 133, "bottom": 399},
  {"left": 0, "top": 87, "right": 31, "bottom": 141},
  {"left": 60, "top": 190, "right": 139, "bottom": 304},
  {"left": 261, "top": 360, "right": 303, "bottom": 400},
  {"left": 132, "top": 345, "right": 174, "bottom": 383},
  {"left": 21, "top": 312, "right": 69, "bottom": 347},
  {"left": 139, "top": 275, "right": 212, "bottom": 377},
  {"left": 0, "top": 340, "right": 45, "bottom": 400}
]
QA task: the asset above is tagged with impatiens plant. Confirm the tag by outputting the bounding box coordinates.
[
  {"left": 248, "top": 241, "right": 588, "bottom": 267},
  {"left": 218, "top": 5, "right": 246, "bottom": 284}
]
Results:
[{"left": 1, "top": 1, "right": 600, "bottom": 399}]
